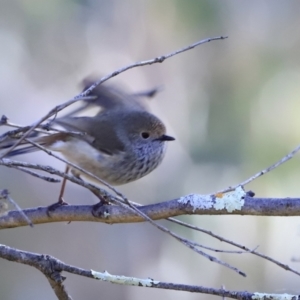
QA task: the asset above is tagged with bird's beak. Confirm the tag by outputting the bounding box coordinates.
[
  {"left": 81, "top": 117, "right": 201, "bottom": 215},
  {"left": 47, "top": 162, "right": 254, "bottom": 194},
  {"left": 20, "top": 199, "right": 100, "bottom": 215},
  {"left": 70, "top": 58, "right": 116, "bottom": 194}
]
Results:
[{"left": 157, "top": 134, "right": 175, "bottom": 141}]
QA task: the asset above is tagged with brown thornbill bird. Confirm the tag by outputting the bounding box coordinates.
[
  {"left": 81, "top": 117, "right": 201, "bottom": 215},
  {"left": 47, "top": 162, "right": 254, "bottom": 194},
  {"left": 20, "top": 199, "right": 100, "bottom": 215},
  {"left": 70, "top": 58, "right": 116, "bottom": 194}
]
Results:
[{"left": 4, "top": 80, "right": 175, "bottom": 207}]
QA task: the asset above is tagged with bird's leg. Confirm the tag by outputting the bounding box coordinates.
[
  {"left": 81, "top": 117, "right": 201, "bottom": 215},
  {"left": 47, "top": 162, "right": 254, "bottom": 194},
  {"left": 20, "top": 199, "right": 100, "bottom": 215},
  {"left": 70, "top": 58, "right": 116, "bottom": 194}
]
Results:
[
  {"left": 47, "top": 165, "right": 70, "bottom": 213},
  {"left": 63, "top": 171, "right": 110, "bottom": 216},
  {"left": 61, "top": 168, "right": 109, "bottom": 205},
  {"left": 57, "top": 165, "right": 70, "bottom": 204}
]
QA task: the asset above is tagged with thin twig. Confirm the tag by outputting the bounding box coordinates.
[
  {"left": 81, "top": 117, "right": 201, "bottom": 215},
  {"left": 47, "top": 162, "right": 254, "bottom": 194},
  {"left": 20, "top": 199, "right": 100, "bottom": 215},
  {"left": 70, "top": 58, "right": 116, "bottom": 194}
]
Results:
[
  {"left": 0, "top": 158, "right": 118, "bottom": 202},
  {"left": 168, "top": 218, "right": 300, "bottom": 277},
  {"left": 221, "top": 143, "right": 300, "bottom": 193},
  {"left": 0, "top": 190, "right": 33, "bottom": 227},
  {"left": 0, "top": 96, "right": 93, "bottom": 158},
  {"left": 133, "top": 86, "right": 163, "bottom": 98},
  {"left": 13, "top": 166, "right": 60, "bottom": 183},
  {"left": 80, "top": 36, "right": 228, "bottom": 98},
  {"left": 1, "top": 118, "right": 88, "bottom": 139}
]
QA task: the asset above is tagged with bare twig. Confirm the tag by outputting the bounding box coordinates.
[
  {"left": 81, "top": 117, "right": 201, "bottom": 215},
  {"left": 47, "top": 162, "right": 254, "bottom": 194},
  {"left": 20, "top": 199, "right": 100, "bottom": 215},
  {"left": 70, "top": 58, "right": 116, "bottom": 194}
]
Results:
[
  {"left": 47, "top": 277, "right": 73, "bottom": 300},
  {"left": 169, "top": 218, "right": 300, "bottom": 277},
  {"left": 0, "top": 96, "right": 94, "bottom": 158},
  {"left": 0, "top": 117, "right": 89, "bottom": 143},
  {"left": 222, "top": 143, "right": 300, "bottom": 193},
  {"left": 0, "top": 158, "right": 118, "bottom": 203},
  {"left": 0, "top": 190, "right": 32, "bottom": 227},
  {"left": 133, "top": 86, "right": 163, "bottom": 98},
  {"left": 13, "top": 166, "right": 60, "bottom": 183},
  {"left": 181, "top": 242, "right": 255, "bottom": 254},
  {"left": 80, "top": 36, "right": 228, "bottom": 98}
]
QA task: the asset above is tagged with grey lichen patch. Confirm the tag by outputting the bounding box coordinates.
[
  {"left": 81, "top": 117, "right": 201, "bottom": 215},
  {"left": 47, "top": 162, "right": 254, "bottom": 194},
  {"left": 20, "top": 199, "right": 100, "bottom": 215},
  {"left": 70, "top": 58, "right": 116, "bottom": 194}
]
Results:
[
  {"left": 91, "top": 270, "right": 159, "bottom": 287},
  {"left": 252, "top": 292, "right": 296, "bottom": 300},
  {"left": 178, "top": 186, "right": 246, "bottom": 213},
  {"left": 102, "top": 210, "right": 110, "bottom": 218},
  {"left": 214, "top": 186, "right": 245, "bottom": 213},
  {"left": 178, "top": 194, "right": 213, "bottom": 211}
]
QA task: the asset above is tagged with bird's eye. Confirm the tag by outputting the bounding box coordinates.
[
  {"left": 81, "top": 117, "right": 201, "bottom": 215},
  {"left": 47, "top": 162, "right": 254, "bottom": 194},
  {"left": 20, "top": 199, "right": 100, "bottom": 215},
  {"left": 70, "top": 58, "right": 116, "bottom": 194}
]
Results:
[{"left": 141, "top": 132, "right": 150, "bottom": 139}]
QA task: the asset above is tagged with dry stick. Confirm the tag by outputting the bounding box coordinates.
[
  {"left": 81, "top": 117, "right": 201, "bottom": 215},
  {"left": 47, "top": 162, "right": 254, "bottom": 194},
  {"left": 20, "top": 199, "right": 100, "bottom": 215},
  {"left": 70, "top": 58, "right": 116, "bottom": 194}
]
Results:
[
  {"left": 128, "top": 201, "right": 251, "bottom": 255},
  {"left": 0, "top": 190, "right": 33, "bottom": 227},
  {"left": 221, "top": 143, "right": 300, "bottom": 193},
  {"left": 131, "top": 196, "right": 300, "bottom": 276},
  {"left": 0, "top": 96, "right": 93, "bottom": 158},
  {"left": 0, "top": 36, "right": 227, "bottom": 159},
  {"left": 190, "top": 244, "right": 252, "bottom": 254},
  {"left": 0, "top": 159, "right": 118, "bottom": 203},
  {"left": 3, "top": 119, "right": 87, "bottom": 137},
  {"left": 169, "top": 218, "right": 300, "bottom": 277},
  {"left": 13, "top": 166, "right": 60, "bottom": 183},
  {"left": 132, "top": 86, "right": 163, "bottom": 98},
  {"left": 80, "top": 36, "right": 228, "bottom": 98}
]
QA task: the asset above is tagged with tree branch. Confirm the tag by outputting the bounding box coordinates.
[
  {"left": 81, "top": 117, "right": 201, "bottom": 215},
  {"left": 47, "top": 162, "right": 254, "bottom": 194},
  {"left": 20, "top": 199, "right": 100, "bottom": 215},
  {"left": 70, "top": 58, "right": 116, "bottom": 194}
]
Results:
[
  {"left": 1, "top": 195, "right": 300, "bottom": 229},
  {"left": 0, "top": 244, "right": 72, "bottom": 300},
  {"left": 0, "top": 244, "right": 298, "bottom": 300}
]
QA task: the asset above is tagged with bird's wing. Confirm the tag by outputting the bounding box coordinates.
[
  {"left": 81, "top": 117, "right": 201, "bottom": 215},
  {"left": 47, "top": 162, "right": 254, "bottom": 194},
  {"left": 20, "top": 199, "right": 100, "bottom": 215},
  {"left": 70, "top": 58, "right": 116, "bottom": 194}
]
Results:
[{"left": 55, "top": 116, "right": 125, "bottom": 155}]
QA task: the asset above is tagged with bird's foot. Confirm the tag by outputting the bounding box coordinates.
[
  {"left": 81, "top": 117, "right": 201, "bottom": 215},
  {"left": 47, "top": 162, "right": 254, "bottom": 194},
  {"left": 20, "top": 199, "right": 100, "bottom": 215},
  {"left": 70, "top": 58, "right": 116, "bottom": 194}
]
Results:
[{"left": 47, "top": 198, "right": 69, "bottom": 217}]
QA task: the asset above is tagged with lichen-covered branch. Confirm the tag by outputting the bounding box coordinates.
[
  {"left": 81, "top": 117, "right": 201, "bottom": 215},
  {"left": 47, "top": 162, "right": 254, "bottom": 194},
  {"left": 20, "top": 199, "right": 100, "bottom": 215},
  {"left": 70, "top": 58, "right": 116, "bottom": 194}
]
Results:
[
  {"left": 0, "top": 244, "right": 298, "bottom": 299},
  {"left": 1, "top": 194, "right": 300, "bottom": 230}
]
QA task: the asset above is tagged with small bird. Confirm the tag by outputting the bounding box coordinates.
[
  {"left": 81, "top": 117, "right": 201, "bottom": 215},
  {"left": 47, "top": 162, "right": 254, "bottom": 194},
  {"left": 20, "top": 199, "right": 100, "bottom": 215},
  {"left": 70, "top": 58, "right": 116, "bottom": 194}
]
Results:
[{"left": 4, "top": 81, "right": 175, "bottom": 206}]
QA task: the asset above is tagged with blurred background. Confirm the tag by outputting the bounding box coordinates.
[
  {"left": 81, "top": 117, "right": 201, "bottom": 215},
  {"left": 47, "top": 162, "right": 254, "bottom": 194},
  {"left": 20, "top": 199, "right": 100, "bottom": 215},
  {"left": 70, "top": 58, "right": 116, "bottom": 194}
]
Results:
[{"left": 1, "top": 0, "right": 300, "bottom": 299}]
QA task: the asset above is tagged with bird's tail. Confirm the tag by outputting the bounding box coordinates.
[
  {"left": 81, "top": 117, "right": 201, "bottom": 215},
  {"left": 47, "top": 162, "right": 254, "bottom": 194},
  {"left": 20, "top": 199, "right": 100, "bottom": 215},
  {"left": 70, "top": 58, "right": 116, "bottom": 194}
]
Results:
[
  {"left": 2, "top": 144, "right": 40, "bottom": 157},
  {"left": 1, "top": 132, "right": 71, "bottom": 157}
]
